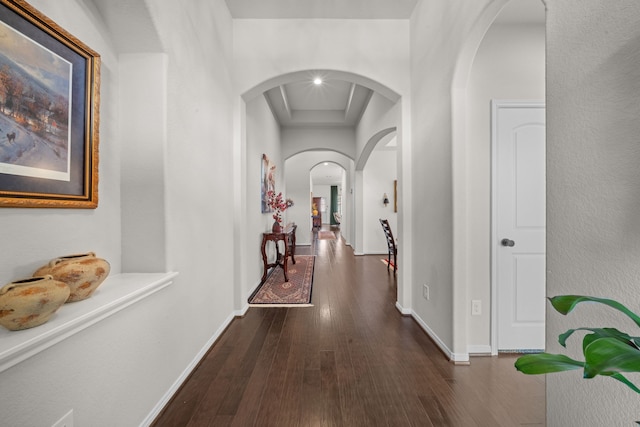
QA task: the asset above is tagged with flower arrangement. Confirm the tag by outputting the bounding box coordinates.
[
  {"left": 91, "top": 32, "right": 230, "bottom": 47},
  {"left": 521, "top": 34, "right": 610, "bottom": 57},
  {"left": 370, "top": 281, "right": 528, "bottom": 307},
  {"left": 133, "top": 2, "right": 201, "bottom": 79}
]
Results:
[{"left": 267, "top": 190, "right": 289, "bottom": 226}]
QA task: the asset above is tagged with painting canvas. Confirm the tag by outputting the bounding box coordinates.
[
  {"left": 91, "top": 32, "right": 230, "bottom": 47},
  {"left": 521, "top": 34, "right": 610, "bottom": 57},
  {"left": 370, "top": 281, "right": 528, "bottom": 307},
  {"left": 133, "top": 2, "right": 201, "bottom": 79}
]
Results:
[
  {"left": 261, "top": 153, "right": 275, "bottom": 213},
  {"left": 0, "top": 20, "right": 72, "bottom": 181},
  {"left": 0, "top": 0, "right": 100, "bottom": 208}
]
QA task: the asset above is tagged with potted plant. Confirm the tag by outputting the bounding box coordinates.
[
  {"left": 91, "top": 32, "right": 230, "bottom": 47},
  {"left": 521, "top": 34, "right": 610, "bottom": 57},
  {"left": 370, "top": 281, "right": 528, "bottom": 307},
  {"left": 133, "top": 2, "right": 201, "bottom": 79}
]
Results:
[{"left": 515, "top": 295, "right": 640, "bottom": 394}]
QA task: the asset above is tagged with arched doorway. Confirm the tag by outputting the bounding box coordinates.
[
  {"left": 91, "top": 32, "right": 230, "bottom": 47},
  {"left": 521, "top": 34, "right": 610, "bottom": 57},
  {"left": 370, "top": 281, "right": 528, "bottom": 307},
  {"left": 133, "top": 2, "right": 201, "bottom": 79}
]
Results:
[
  {"left": 237, "top": 69, "right": 410, "bottom": 312},
  {"left": 451, "top": 0, "right": 546, "bottom": 360}
]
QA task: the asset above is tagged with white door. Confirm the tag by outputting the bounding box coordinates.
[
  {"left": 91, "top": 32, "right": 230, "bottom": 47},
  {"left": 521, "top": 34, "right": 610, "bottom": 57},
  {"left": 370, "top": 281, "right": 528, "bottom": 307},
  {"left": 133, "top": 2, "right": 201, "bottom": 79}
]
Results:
[{"left": 492, "top": 101, "right": 546, "bottom": 352}]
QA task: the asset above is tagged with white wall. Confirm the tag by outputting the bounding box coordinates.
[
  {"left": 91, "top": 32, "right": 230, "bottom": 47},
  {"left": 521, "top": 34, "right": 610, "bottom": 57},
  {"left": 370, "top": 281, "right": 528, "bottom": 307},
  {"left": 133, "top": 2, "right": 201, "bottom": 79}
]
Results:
[
  {"left": 0, "top": 0, "right": 121, "bottom": 291},
  {"left": 466, "top": 22, "right": 545, "bottom": 351},
  {"left": 363, "top": 149, "right": 397, "bottom": 254},
  {"left": 245, "top": 95, "right": 282, "bottom": 297},
  {"left": 285, "top": 152, "right": 353, "bottom": 246},
  {"left": 546, "top": 0, "right": 640, "bottom": 424},
  {"left": 120, "top": 53, "right": 167, "bottom": 272},
  {"left": 233, "top": 19, "right": 410, "bottom": 100},
  {"left": 352, "top": 90, "right": 401, "bottom": 257},
  {"left": 282, "top": 127, "right": 356, "bottom": 160},
  {"left": 144, "top": 2, "right": 236, "bottom": 423},
  {"left": 0, "top": 1, "right": 236, "bottom": 425},
  {"left": 355, "top": 92, "right": 399, "bottom": 166},
  {"left": 410, "top": 0, "right": 499, "bottom": 359}
]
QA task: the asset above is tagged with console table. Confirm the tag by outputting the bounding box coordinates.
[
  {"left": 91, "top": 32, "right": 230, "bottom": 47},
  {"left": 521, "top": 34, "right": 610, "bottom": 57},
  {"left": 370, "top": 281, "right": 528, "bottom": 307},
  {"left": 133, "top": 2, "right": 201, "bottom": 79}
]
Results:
[{"left": 260, "top": 223, "right": 297, "bottom": 284}]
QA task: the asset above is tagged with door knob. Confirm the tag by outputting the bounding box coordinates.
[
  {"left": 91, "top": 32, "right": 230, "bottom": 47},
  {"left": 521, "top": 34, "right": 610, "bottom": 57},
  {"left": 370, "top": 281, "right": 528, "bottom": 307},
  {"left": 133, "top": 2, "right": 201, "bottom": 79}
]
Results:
[{"left": 501, "top": 238, "right": 515, "bottom": 247}]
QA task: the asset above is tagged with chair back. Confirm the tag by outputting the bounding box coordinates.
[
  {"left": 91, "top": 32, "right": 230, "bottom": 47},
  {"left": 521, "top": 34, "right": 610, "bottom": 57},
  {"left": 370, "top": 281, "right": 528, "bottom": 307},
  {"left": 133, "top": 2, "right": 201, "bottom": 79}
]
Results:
[{"left": 379, "top": 219, "right": 396, "bottom": 253}]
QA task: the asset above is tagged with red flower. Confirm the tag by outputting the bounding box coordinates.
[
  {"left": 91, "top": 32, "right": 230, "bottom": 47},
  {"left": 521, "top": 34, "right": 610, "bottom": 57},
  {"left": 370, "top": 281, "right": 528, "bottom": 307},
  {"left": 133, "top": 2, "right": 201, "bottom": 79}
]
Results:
[{"left": 267, "top": 191, "right": 290, "bottom": 224}]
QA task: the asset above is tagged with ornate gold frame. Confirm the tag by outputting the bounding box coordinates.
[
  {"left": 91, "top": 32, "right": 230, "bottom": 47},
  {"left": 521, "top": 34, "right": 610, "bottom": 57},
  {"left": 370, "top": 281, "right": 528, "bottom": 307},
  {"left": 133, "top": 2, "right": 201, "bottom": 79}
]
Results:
[{"left": 0, "top": 0, "right": 100, "bottom": 208}]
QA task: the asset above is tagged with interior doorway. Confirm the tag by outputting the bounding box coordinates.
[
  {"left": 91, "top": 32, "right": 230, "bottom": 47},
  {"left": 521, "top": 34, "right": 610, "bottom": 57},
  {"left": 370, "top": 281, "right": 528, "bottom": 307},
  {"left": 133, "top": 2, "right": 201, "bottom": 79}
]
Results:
[{"left": 491, "top": 100, "right": 546, "bottom": 352}]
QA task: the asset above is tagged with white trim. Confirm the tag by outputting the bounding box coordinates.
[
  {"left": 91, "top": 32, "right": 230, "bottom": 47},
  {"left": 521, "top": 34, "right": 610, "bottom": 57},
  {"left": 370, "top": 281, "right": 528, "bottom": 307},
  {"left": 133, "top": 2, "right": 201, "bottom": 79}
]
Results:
[
  {"left": 247, "top": 278, "right": 263, "bottom": 300},
  {"left": 395, "top": 301, "right": 411, "bottom": 315},
  {"left": 140, "top": 310, "right": 237, "bottom": 427},
  {"left": 468, "top": 345, "right": 492, "bottom": 355},
  {"left": 410, "top": 310, "right": 470, "bottom": 363},
  {"left": 490, "top": 100, "right": 545, "bottom": 355},
  {"left": 0, "top": 272, "right": 178, "bottom": 374},
  {"left": 234, "top": 304, "right": 250, "bottom": 317}
]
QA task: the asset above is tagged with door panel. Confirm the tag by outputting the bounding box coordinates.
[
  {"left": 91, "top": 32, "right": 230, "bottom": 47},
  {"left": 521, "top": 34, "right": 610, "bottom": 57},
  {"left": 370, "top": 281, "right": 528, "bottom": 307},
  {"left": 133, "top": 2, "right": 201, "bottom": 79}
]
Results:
[{"left": 493, "top": 101, "right": 546, "bottom": 352}]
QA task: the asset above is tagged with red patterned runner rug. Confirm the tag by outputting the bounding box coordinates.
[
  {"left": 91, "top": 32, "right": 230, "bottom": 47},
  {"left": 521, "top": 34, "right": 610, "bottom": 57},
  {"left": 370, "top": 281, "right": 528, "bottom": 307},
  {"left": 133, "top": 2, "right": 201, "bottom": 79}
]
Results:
[{"left": 249, "top": 255, "right": 315, "bottom": 306}]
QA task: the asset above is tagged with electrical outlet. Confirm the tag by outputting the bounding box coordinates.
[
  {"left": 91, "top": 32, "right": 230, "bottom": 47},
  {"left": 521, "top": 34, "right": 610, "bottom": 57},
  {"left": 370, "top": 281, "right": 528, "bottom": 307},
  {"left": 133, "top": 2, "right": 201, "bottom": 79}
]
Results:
[
  {"left": 471, "top": 300, "right": 481, "bottom": 316},
  {"left": 423, "top": 284, "right": 430, "bottom": 300},
  {"left": 52, "top": 410, "right": 73, "bottom": 427}
]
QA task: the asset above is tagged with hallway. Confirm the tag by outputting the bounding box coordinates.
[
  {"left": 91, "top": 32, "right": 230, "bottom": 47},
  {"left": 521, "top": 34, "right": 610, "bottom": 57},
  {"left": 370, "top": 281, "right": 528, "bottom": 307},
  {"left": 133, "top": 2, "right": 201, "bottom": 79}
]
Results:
[{"left": 152, "top": 230, "right": 545, "bottom": 426}]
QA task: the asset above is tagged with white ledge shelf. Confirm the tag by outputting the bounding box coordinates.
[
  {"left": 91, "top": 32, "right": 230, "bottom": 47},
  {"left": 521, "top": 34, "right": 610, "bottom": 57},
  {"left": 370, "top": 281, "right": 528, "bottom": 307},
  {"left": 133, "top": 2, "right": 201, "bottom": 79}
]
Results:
[{"left": 0, "top": 272, "right": 178, "bottom": 373}]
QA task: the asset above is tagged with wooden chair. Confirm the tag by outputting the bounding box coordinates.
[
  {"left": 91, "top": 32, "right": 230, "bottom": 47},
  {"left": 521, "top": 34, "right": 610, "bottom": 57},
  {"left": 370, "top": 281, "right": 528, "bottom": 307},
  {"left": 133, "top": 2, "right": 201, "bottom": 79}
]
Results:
[{"left": 379, "top": 219, "right": 397, "bottom": 274}]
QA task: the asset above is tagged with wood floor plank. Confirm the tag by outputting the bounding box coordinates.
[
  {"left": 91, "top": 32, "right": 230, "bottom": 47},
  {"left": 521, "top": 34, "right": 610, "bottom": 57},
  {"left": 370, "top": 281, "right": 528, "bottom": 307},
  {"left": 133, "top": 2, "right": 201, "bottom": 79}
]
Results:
[{"left": 152, "top": 228, "right": 545, "bottom": 426}]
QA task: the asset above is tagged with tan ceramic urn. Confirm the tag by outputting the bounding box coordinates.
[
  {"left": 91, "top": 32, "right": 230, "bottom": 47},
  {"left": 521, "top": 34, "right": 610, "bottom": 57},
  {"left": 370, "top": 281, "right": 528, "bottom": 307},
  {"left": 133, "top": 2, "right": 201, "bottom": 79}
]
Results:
[
  {"left": 33, "top": 252, "right": 110, "bottom": 302},
  {"left": 0, "top": 275, "right": 70, "bottom": 331}
]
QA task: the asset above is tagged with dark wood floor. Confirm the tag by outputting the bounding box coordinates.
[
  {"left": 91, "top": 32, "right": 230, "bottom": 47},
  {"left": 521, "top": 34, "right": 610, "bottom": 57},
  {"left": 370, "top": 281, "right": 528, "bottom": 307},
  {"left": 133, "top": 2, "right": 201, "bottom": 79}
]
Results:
[{"left": 152, "top": 228, "right": 545, "bottom": 426}]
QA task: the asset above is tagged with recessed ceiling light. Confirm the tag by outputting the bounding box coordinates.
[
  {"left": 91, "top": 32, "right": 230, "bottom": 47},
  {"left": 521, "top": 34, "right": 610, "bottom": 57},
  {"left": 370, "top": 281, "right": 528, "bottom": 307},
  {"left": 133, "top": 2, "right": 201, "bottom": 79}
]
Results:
[{"left": 314, "top": 77, "right": 323, "bottom": 85}]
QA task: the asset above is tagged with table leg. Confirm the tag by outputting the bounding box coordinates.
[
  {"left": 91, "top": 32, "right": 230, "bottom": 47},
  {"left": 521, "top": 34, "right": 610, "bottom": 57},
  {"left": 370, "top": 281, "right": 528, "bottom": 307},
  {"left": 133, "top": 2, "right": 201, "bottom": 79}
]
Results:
[
  {"left": 282, "top": 238, "right": 289, "bottom": 282},
  {"left": 260, "top": 236, "right": 268, "bottom": 283},
  {"left": 290, "top": 232, "right": 296, "bottom": 264}
]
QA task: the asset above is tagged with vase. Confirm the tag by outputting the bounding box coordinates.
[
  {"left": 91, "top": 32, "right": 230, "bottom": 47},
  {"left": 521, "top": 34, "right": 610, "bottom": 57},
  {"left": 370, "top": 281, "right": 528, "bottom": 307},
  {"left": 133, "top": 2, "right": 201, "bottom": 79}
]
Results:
[
  {"left": 33, "top": 252, "right": 110, "bottom": 302},
  {"left": 0, "top": 275, "right": 70, "bottom": 331},
  {"left": 272, "top": 221, "right": 282, "bottom": 233}
]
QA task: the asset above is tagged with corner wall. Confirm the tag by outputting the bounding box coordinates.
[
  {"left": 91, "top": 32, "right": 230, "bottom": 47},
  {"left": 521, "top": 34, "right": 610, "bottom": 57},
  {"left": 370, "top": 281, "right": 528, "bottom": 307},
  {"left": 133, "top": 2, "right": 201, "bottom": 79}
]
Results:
[
  {"left": 244, "top": 94, "right": 282, "bottom": 299},
  {"left": 410, "top": 0, "right": 498, "bottom": 359},
  {"left": 546, "top": 0, "right": 640, "bottom": 423},
  {"left": 0, "top": 1, "right": 237, "bottom": 425}
]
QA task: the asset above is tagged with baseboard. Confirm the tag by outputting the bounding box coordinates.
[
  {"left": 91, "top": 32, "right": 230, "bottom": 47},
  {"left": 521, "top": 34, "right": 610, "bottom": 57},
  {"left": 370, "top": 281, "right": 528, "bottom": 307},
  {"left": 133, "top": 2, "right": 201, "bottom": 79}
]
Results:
[
  {"left": 140, "top": 310, "right": 236, "bottom": 426},
  {"left": 410, "top": 310, "right": 469, "bottom": 364},
  {"left": 395, "top": 301, "right": 411, "bottom": 316},
  {"left": 468, "top": 345, "right": 492, "bottom": 355},
  {"left": 234, "top": 303, "right": 250, "bottom": 317},
  {"left": 247, "top": 279, "right": 262, "bottom": 299}
]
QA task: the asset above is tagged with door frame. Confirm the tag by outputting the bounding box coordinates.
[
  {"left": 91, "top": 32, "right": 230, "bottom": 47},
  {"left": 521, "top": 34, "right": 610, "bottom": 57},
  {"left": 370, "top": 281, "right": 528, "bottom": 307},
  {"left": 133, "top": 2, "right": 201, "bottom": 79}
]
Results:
[{"left": 490, "top": 99, "right": 545, "bottom": 355}]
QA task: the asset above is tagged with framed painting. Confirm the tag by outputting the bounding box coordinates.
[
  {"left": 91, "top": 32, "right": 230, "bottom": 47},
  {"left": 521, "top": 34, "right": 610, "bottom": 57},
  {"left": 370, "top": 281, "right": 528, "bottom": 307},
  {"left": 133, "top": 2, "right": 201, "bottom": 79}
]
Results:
[
  {"left": 0, "top": 0, "right": 100, "bottom": 208},
  {"left": 261, "top": 153, "right": 275, "bottom": 213},
  {"left": 394, "top": 179, "right": 397, "bottom": 213}
]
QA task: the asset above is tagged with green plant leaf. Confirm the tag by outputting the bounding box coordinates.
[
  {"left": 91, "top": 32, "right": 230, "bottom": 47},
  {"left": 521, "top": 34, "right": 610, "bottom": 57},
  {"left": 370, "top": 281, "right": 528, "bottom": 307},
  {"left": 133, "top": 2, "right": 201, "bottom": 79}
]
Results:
[
  {"left": 582, "top": 329, "right": 640, "bottom": 352},
  {"left": 549, "top": 295, "right": 640, "bottom": 328},
  {"left": 558, "top": 327, "right": 632, "bottom": 348},
  {"left": 515, "top": 353, "right": 583, "bottom": 375},
  {"left": 557, "top": 327, "right": 640, "bottom": 353},
  {"left": 582, "top": 337, "right": 640, "bottom": 378},
  {"left": 608, "top": 373, "right": 640, "bottom": 395}
]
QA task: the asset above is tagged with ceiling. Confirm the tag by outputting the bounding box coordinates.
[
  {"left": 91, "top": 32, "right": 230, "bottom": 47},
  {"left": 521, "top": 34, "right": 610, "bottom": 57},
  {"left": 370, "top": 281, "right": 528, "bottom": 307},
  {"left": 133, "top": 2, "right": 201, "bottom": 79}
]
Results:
[
  {"left": 225, "top": 0, "right": 544, "bottom": 22},
  {"left": 264, "top": 72, "right": 373, "bottom": 128},
  {"left": 225, "top": 0, "right": 419, "bottom": 19}
]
